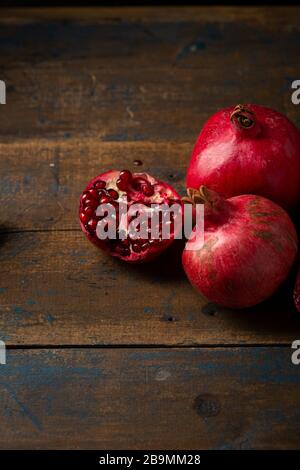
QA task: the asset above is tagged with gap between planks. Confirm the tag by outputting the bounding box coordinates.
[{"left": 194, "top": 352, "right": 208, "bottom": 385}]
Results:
[{"left": 5, "top": 343, "right": 292, "bottom": 350}]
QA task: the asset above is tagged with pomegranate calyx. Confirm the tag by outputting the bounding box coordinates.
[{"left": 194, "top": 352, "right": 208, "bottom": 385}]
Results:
[
  {"left": 230, "top": 104, "right": 255, "bottom": 129},
  {"left": 182, "top": 187, "right": 203, "bottom": 206},
  {"left": 182, "top": 186, "right": 223, "bottom": 210}
]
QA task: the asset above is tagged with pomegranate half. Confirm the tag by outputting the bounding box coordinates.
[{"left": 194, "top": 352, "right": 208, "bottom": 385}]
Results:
[
  {"left": 79, "top": 169, "right": 182, "bottom": 263},
  {"left": 182, "top": 187, "right": 298, "bottom": 309},
  {"left": 186, "top": 104, "right": 300, "bottom": 210}
]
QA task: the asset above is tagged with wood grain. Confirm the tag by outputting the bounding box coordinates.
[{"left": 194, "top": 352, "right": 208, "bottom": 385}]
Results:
[
  {"left": 0, "top": 7, "right": 300, "bottom": 450},
  {"left": 0, "top": 230, "right": 299, "bottom": 346},
  {"left": 0, "top": 7, "right": 299, "bottom": 346},
  {"left": 0, "top": 7, "right": 299, "bottom": 143},
  {"left": 0, "top": 140, "right": 188, "bottom": 231},
  {"left": 0, "top": 347, "right": 299, "bottom": 450}
]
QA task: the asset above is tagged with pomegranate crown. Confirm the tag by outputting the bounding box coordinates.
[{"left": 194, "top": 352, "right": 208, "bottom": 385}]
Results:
[
  {"left": 230, "top": 104, "right": 255, "bottom": 129},
  {"left": 182, "top": 186, "right": 223, "bottom": 209}
]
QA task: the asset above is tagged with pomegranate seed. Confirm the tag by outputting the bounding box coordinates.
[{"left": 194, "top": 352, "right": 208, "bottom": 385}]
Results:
[
  {"left": 122, "top": 239, "right": 130, "bottom": 247},
  {"left": 119, "top": 170, "right": 132, "bottom": 183},
  {"left": 141, "top": 242, "right": 148, "bottom": 251},
  {"left": 132, "top": 243, "right": 141, "bottom": 253},
  {"left": 94, "top": 180, "right": 106, "bottom": 190},
  {"left": 80, "top": 212, "right": 90, "bottom": 224},
  {"left": 133, "top": 159, "right": 143, "bottom": 166},
  {"left": 141, "top": 184, "right": 154, "bottom": 197},
  {"left": 88, "top": 189, "right": 98, "bottom": 199},
  {"left": 82, "top": 192, "right": 91, "bottom": 204},
  {"left": 100, "top": 195, "right": 111, "bottom": 204},
  {"left": 84, "top": 206, "right": 94, "bottom": 216},
  {"left": 116, "top": 178, "right": 129, "bottom": 191},
  {"left": 87, "top": 218, "right": 98, "bottom": 232},
  {"left": 85, "top": 198, "right": 98, "bottom": 210},
  {"left": 108, "top": 189, "right": 119, "bottom": 200}
]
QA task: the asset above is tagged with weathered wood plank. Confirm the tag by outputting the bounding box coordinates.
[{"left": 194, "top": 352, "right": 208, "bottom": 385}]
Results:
[
  {"left": 2, "top": 138, "right": 300, "bottom": 232},
  {"left": 0, "top": 347, "right": 299, "bottom": 449},
  {"left": 0, "top": 8, "right": 299, "bottom": 141},
  {"left": 1, "top": 64, "right": 298, "bottom": 142},
  {"left": 0, "top": 230, "right": 299, "bottom": 346},
  {"left": 0, "top": 141, "right": 188, "bottom": 231},
  {"left": 0, "top": 7, "right": 299, "bottom": 347}
]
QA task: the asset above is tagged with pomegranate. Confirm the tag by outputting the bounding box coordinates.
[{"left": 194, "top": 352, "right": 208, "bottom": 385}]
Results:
[
  {"left": 182, "top": 187, "right": 298, "bottom": 309},
  {"left": 79, "top": 170, "right": 182, "bottom": 262},
  {"left": 293, "top": 267, "right": 300, "bottom": 312},
  {"left": 186, "top": 104, "right": 300, "bottom": 210}
]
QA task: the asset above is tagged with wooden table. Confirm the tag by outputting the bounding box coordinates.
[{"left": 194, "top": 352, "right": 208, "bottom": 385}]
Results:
[{"left": 0, "top": 6, "right": 300, "bottom": 450}]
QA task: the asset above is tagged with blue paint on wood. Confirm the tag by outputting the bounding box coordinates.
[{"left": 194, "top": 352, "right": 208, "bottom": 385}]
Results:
[
  {"left": 22, "top": 175, "right": 31, "bottom": 187},
  {"left": 12, "top": 305, "right": 33, "bottom": 319},
  {"left": 0, "top": 179, "right": 20, "bottom": 196},
  {"left": 47, "top": 288, "right": 58, "bottom": 297},
  {"left": 176, "top": 40, "right": 206, "bottom": 61},
  {"left": 45, "top": 313, "right": 54, "bottom": 325},
  {"left": 0, "top": 332, "right": 10, "bottom": 341},
  {"left": 103, "top": 131, "right": 146, "bottom": 142},
  {"left": 144, "top": 307, "right": 154, "bottom": 314},
  {"left": 2, "top": 383, "right": 42, "bottom": 431}
]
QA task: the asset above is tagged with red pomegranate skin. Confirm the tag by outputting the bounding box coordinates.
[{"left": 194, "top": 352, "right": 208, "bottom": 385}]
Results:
[
  {"left": 186, "top": 104, "right": 300, "bottom": 210},
  {"left": 293, "top": 267, "right": 300, "bottom": 312},
  {"left": 182, "top": 189, "right": 298, "bottom": 309},
  {"left": 79, "top": 170, "right": 182, "bottom": 263}
]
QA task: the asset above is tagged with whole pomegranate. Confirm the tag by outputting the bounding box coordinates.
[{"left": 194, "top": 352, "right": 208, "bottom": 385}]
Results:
[
  {"left": 182, "top": 187, "right": 298, "bottom": 309},
  {"left": 79, "top": 169, "right": 182, "bottom": 262},
  {"left": 186, "top": 104, "right": 300, "bottom": 210}
]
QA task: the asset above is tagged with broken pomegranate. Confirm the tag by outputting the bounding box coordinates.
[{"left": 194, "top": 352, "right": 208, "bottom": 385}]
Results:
[{"left": 79, "top": 170, "right": 182, "bottom": 262}]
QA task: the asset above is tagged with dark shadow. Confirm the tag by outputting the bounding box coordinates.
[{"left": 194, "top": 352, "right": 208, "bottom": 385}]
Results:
[
  {"left": 202, "top": 264, "right": 300, "bottom": 337},
  {"left": 113, "top": 238, "right": 186, "bottom": 282},
  {"left": 0, "top": 224, "right": 15, "bottom": 249}
]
